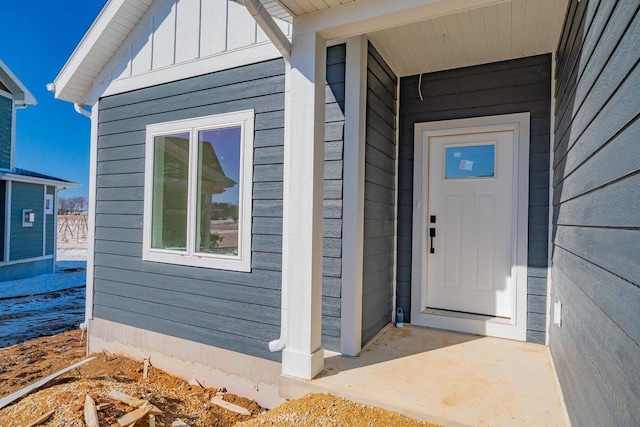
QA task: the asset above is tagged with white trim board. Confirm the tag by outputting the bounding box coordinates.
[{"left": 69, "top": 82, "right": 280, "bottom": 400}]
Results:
[{"left": 410, "top": 113, "right": 530, "bottom": 341}]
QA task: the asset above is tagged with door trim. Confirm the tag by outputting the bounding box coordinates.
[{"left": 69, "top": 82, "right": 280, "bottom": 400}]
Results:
[{"left": 410, "top": 113, "right": 530, "bottom": 341}]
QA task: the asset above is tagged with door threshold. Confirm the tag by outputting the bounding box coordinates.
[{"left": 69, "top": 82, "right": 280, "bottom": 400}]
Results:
[{"left": 422, "top": 308, "right": 511, "bottom": 325}]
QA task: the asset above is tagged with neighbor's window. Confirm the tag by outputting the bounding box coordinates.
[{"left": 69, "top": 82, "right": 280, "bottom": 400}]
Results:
[{"left": 143, "top": 111, "right": 254, "bottom": 271}]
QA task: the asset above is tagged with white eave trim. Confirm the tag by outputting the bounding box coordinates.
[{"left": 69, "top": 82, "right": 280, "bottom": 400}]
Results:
[
  {"left": 0, "top": 59, "right": 37, "bottom": 106},
  {"left": 53, "top": 0, "right": 152, "bottom": 104},
  {"left": 1, "top": 173, "right": 79, "bottom": 188}
]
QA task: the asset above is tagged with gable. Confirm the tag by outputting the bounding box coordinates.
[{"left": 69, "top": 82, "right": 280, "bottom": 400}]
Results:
[{"left": 56, "top": 0, "right": 291, "bottom": 104}]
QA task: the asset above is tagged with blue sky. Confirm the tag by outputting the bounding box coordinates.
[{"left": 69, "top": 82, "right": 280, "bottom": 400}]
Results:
[{"left": 3, "top": 1, "right": 108, "bottom": 199}]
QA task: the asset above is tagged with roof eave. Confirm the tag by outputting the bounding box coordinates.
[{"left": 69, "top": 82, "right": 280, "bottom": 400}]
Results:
[
  {"left": 0, "top": 59, "right": 37, "bottom": 106},
  {"left": 1, "top": 173, "right": 80, "bottom": 188}
]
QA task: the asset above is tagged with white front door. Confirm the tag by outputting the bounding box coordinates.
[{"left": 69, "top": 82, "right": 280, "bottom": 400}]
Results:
[
  {"left": 426, "top": 131, "right": 514, "bottom": 317},
  {"left": 411, "top": 113, "right": 530, "bottom": 341}
]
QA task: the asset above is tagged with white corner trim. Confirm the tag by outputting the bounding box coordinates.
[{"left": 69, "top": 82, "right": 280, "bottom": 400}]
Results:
[
  {"left": 85, "top": 100, "right": 100, "bottom": 321},
  {"left": 410, "top": 113, "right": 530, "bottom": 341},
  {"left": 340, "top": 35, "right": 368, "bottom": 357},
  {"left": 142, "top": 110, "right": 254, "bottom": 273},
  {"left": 4, "top": 181, "right": 11, "bottom": 262}
]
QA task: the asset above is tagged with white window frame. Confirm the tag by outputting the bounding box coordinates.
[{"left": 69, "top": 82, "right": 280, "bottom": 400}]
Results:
[{"left": 143, "top": 110, "right": 254, "bottom": 272}]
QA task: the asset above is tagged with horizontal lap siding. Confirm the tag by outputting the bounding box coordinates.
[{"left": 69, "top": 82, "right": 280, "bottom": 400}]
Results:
[
  {"left": 398, "top": 55, "right": 552, "bottom": 343},
  {"left": 322, "top": 44, "right": 346, "bottom": 352},
  {"left": 10, "top": 182, "right": 44, "bottom": 260},
  {"left": 95, "top": 59, "right": 286, "bottom": 362},
  {"left": 362, "top": 44, "right": 397, "bottom": 346},
  {"left": 0, "top": 96, "right": 11, "bottom": 169},
  {"left": 550, "top": 1, "right": 640, "bottom": 425}
]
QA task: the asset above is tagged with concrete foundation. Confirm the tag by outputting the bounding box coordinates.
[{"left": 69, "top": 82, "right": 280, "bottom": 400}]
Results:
[{"left": 88, "top": 318, "right": 285, "bottom": 409}]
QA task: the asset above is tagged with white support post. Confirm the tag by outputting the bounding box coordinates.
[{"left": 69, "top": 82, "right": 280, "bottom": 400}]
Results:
[
  {"left": 340, "top": 35, "right": 368, "bottom": 357},
  {"left": 281, "top": 30, "right": 326, "bottom": 380}
]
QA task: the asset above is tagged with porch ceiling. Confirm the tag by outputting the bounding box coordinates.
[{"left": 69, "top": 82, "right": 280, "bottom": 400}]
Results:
[
  {"left": 274, "top": 0, "right": 357, "bottom": 17},
  {"left": 367, "top": 0, "right": 568, "bottom": 77}
]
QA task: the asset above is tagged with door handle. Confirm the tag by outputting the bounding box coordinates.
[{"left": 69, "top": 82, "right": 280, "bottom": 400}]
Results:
[{"left": 429, "top": 227, "right": 436, "bottom": 254}]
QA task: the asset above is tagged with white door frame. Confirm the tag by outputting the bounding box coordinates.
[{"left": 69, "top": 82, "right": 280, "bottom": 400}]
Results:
[{"left": 411, "top": 113, "right": 530, "bottom": 341}]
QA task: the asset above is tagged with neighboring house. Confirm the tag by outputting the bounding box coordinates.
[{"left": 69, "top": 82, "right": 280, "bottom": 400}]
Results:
[
  {"left": 0, "top": 60, "right": 78, "bottom": 281},
  {"left": 51, "top": 0, "right": 639, "bottom": 422}
]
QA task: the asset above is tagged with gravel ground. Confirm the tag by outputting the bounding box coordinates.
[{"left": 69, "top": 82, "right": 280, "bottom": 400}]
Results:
[{"left": 1, "top": 332, "right": 438, "bottom": 426}]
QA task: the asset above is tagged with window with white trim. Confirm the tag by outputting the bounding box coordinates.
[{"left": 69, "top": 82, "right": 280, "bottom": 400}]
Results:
[{"left": 143, "top": 110, "right": 254, "bottom": 271}]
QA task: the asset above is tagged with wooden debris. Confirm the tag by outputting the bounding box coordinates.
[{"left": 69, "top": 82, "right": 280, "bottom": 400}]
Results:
[
  {"left": 108, "top": 389, "right": 145, "bottom": 407},
  {"left": 0, "top": 357, "right": 96, "bottom": 410},
  {"left": 24, "top": 409, "right": 55, "bottom": 427},
  {"left": 149, "top": 414, "right": 156, "bottom": 427},
  {"left": 84, "top": 394, "right": 100, "bottom": 427},
  {"left": 171, "top": 419, "right": 190, "bottom": 427},
  {"left": 143, "top": 358, "right": 150, "bottom": 379},
  {"left": 211, "top": 396, "right": 251, "bottom": 416},
  {"left": 116, "top": 405, "right": 152, "bottom": 426},
  {"left": 97, "top": 402, "right": 112, "bottom": 411},
  {"left": 107, "top": 389, "right": 163, "bottom": 416}
]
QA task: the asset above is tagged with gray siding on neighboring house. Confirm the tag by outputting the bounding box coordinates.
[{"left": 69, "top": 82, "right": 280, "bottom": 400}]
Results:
[
  {"left": 550, "top": 0, "right": 640, "bottom": 425},
  {"left": 10, "top": 182, "right": 45, "bottom": 260},
  {"left": 362, "top": 44, "right": 397, "bottom": 346},
  {"left": 0, "top": 95, "right": 11, "bottom": 169},
  {"left": 45, "top": 186, "right": 55, "bottom": 256},
  {"left": 397, "top": 55, "right": 552, "bottom": 343},
  {"left": 322, "top": 44, "right": 346, "bottom": 352},
  {"left": 95, "top": 59, "right": 286, "bottom": 362},
  {"left": 0, "top": 182, "right": 5, "bottom": 261}
]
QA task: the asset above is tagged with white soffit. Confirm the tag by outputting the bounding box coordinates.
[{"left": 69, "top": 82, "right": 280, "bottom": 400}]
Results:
[
  {"left": 275, "top": 0, "right": 357, "bottom": 16},
  {"left": 53, "top": 0, "right": 155, "bottom": 104},
  {"left": 368, "top": 0, "right": 569, "bottom": 77}
]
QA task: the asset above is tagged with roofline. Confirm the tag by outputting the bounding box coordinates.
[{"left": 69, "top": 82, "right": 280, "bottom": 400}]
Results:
[
  {"left": 0, "top": 59, "right": 37, "bottom": 106},
  {"left": 53, "top": 0, "right": 117, "bottom": 94},
  {"left": 1, "top": 173, "right": 79, "bottom": 188}
]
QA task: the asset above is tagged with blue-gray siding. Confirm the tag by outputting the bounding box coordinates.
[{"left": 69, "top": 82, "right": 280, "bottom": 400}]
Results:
[
  {"left": 397, "top": 55, "right": 552, "bottom": 343},
  {"left": 362, "top": 44, "right": 397, "bottom": 346},
  {"left": 322, "top": 44, "right": 346, "bottom": 352},
  {"left": 96, "top": 59, "right": 286, "bottom": 361},
  {"left": 0, "top": 182, "right": 4, "bottom": 261},
  {"left": 550, "top": 0, "right": 640, "bottom": 425},
  {"left": 10, "top": 182, "right": 45, "bottom": 260},
  {"left": 95, "top": 56, "right": 346, "bottom": 360},
  {"left": 0, "top": 95, "right": 11, "bottom": 170}
]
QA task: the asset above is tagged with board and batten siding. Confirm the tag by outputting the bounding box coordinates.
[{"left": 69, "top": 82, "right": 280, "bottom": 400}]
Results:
[
  {"left": 0, "top": 95, "right": 11, "bottom": 169},
  {"left": 322, "top": 44, "right": 346, "bottom": 352},
  {"left": 549, "top": 0, "right": 640, "bottom": 425},
  {"left": 361, "top": 44, "right": 397, "bottom": 346},
  {"left": 95, "top": 55, "right": 347, "bottom": 360},
  {"left": 108, "top": 0, "right": 290, "bottom": 84},
  {"left": 10, "top": 182, "right": 45, "bottom": 260},
  {"left": 397, "top": 55, "right": 552, "bottom": 343}
]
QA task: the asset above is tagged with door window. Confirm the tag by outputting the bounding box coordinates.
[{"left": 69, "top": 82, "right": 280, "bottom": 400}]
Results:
[{"left": 444, "top": 144, "right": 495, "bottom": 179}]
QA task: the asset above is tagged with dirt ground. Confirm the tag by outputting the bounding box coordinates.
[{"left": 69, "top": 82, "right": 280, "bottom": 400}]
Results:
[{"left": 0, "top": 331, "right": 437, "bottom": 426}]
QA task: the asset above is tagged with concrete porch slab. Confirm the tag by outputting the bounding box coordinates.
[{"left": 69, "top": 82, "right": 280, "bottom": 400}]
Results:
[{"left": 281, "top": 325, "right": 568, "bottom": 426}]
